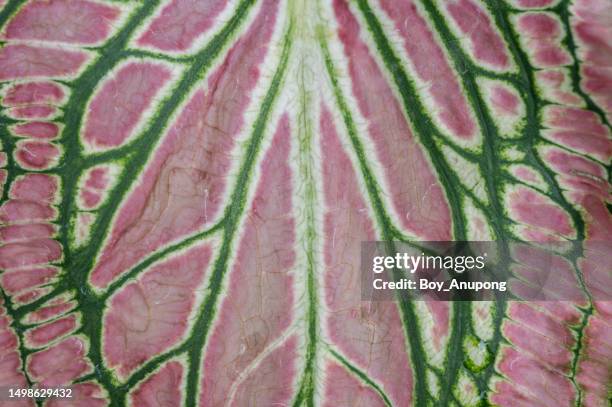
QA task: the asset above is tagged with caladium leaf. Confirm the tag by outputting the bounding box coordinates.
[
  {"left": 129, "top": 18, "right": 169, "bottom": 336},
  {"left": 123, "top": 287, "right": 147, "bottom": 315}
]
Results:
[{"left": 0, "top": 0, "right": 610, "bottom": 406}]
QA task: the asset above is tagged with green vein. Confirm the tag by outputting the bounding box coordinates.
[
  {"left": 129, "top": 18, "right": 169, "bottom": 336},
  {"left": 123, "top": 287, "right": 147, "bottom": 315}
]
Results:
[
  {"left": 0, "top": 0, "right": 25, "bottom": 29},
  {"left": 353, "top": 0, "right": 467, "bottom": 240},
  {"left": 480, "top": 2, "right": 596, "bottom": 404},
  {"left": 556, "top": 0, "right": 612, "bottom": 129},
  {"left": 417, "top": 1, "right": 512, "bottom": 403},
  {"left": 0, "top": 289, "right": 35, "bottom": 398},
  {"left": 43, "top": 0, "right": 259, "bottom": 403},
  {"left": 291, "top": 43, "right": 320, "bottom": 407},
  {"left": 182, "top": 31, "right": 291, "bottom": 407},
  {"left": 68, "top": 0, "right": 258, "bottom": 277},
  {"left": 350, "top": 2, "right": 485, "bottom": 406},
  {"left": 319, "top": 23, "right": 432, "bottom": 406},
  {"left": 329, "top": 347, "right": 394, "bottom": 407},
  {"left": 100, "top": 221, "right": 224, "bottom": 302}
]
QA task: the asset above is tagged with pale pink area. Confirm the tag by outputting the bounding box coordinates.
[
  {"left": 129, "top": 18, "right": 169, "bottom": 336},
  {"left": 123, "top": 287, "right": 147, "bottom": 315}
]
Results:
[
  {"left": 517, "top": 13, "right": 561, "bottom": 38},
  {"left": 581, "top": 251, "right": 612, "bottom": 301},
  {"left": 537, "top": 69, "right": 565, "bottom": 84},
  {"left": 230, "top": 337, "right": 297, "bottom": 406},
  {"left": 372, "top": 0, "right": 476, "bottom": 140},
  {"left": 503, "top": 320, "right": 573, "bottom": 371},
  {"left": 25, "top": 314, "right": 78, "bottom": 348},
  {"left": 27, "top": 337, "right": 92, "bottom": 386},
  {"left": 507, "top": 302, "right": 575, "bottom": 347},
  {"left": 7, "top": 105, "right": 56, "bottom": 119},
  {"left": 10, "top": 173, "right": 58, "bottom": 203},
  {"left": 467, "top": 212, "right": 490, "bottom": 238},
  {"left": 491, "top": 380, "right": 538, "bottom": 407},
  {"left": 544, "top": 106, "right": 608, "bottom": 135},
  {"left": 571, "top": 0, "right": 612, "bottom": 66},
  {"left": 490, "top": 84, "right": 521, "bottom": 116},
  {"left": 542, "top": 105, "right": 612, "bottom": 162},
  {"left": 595, "top": 302, "right": 612, "bottom": 317},
  {"left": 333, "top": 2, "right": 452, "bottom": 239},
  {"left": 513, "top": 225, "right": 565, "bottom": 247},
  {"left": 81, "top": 190, "right": 102, "bottom": 209},
  {"left": 0, "top": 200, "right": 56, "bottom": 224},
  {"left": 512, "top": 261, "right": 583, "bottom": 302},
  {"left": 320, "top": 105, "right": 412, "bottom": 406},
  {"left": 515, "top": 12, "right": 571, "bottom": 68},
  {"left": 323, "top": 362, "right": 387, "bottom": 407},
  {"left": 427, "top": 302, "right": 450, "bottom": 351},
  {"left": 137, "top": 0, "right": 228, "bottom": 52},
  {"left": 532, "top": 45, "right": 572, "bottom": 67},
  {"left": 534, "top": 301, "right": 583, "bottom": 325},
  {"left": 103, "top": 243, "right": 212, "bottom": 379},
  {"left": 91, "top": 0, "right": 278, "bottom": 288},
  {"left": 535, "top": 70, "right": 582, "bottom": 106},
  {"left": 507, "top": 186, "right": 574, "bottom": 237},
  {"left": 511, "top": 244, "right": 586, "bottom": 301},
  {"left": 2, "top": 81, "right": 65, "bottom": 106},
  {"left": 23, "top": 299, "right": 75, "bottom": 324},
  {"left": 446, "top": 0, "right": 510, "bottom": 69},
  {"left": 14, "top": 140, "right": 60, "bottom": 170},
  {"left": 0, "top": 266, "right": 59, "bottom": 294},
  {"left": 571, "top": 0, "right": 612, "bottom": 119},
  {"left": 543, "top": 147, "right": 607, "bottom": 195},
  {"left": 78, "top": 195, "right": 96, "bottom": 216},
  {"left": 131, "top": 361, "right": 183, "bottom": 407},
  {"left": 0, "top": 299, "right": 34, "bottom": 407},
  {"left": 511, "top": 165, "right": 540, "bottom": 184},
  {"left": 582, "top": 66, "right": 612, "bottom": 119},
  {"left": 557, "top": 174, "right": 609, "bottom": 201},
  {"left": 200, "top": 116, "right": 295, "bottom": 406},
  {"left": 576, "top": 314, "right": 612, "bottom": 406},
  {"left": 495, "top": 347, "right": 576, "bottom": 405},
  {"left": 543, "top": 130, "right": 611, "bottom": 163},
  {"left": 4, "top": 0, "right": 120, "bottom": 45},
  {"left": 80, "top": 166, "right": 111, "bottom": 209},
  {"left": 75, "top": 212, "right": 95, "bottom": 243},
  {"left": 46, "top": 382, "right": 107, "bottom": 407},
  {"left": 576, "top": 195, "right": 612, "bottom": 303},
  {"left": 85, "top": 167, "right": 110, "bottom": 190},
  {"left": 0, "top": 223, "right": 56, "bottom": 243},
  {"left": 0, "top": 44, "right": 89, "bottom": 81},
  {"left": 10, "top": 121, "right": 60, "bottom": 139},
  {"left": 12, "top": 287, "right": 52, "bottom": 306},
  {"left": 83, "top": 62, "right": 172, "bottom": 149},
  {"left": 0, "top": 152, "right": 6, "bottom": 167}
]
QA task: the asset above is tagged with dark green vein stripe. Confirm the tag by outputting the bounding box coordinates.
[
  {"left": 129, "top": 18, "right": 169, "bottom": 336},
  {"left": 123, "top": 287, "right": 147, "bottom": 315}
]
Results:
[
  {"left": 0, "top": 0, "right": 25, "bottom": 30},
  {"left": 329, "top": 347, "right": 393, "bottom": 407}
]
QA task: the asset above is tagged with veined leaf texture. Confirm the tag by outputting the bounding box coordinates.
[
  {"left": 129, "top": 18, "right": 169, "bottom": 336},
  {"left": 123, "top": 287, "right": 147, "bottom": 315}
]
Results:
[{"left": 0, "top": 0, "right": 610, "bottom": 406}]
